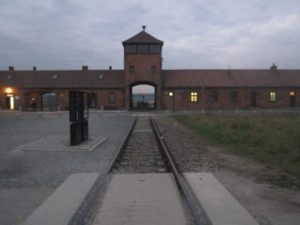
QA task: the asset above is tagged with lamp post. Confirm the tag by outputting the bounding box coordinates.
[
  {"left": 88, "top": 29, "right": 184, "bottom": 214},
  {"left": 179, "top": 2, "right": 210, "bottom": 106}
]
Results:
[{"left": 169, "top": 91, "right": 175, "bottom": 112}]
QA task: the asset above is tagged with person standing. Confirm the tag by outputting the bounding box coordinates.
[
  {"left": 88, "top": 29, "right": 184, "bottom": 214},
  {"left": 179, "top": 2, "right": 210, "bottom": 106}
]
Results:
[{"left": 30, "top": 98, "right": 37, "bottom": 111}]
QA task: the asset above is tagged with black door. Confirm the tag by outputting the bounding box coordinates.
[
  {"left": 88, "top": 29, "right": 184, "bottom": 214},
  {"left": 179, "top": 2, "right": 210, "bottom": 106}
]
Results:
[
  {"left": 5, "top": 96, "right": 10, "bottom": 109},
  {"left": 290, "top": 96, "right": 295, "bottom": 107},
  {"left": 250, "top": 91, "right": 257, "bottom": 107},
  {"left": 88, "top": 94, "right": 97, "bottom": 108}
]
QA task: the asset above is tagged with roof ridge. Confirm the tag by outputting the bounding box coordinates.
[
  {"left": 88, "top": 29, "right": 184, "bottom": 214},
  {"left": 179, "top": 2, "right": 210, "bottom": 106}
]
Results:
[{"left": 122, "top": 30, "right": 163, "bottom": 45}]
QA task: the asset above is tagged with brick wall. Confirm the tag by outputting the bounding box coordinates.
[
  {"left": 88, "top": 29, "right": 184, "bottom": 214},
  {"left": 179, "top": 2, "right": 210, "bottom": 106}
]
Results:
[
  {"left": 124, "top": 54, "right": 162, "bottom": 109},
  {"left": 10, "top": 88, "right": 125, "bottom": 111},
  {"left": 162, "top": 87, "right": 300, "bottom": 111}
]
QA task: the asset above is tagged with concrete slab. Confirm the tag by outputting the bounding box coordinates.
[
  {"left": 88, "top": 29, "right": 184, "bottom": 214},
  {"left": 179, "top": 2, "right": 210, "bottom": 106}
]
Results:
[
  {"left": 0, "top": 187, "right": 54, "bottom": 225},
  {"left": 22, "top": 173, "right": 99, "bottom": 225},
  {"left": 93, "top": 173, "right": 186, "bottom": 225},
  {"left": 18, "top": 136, "right": 106, "bottom": 152},
  {"left": 184, "top": 173, "right": 259, "bottom": 225}
]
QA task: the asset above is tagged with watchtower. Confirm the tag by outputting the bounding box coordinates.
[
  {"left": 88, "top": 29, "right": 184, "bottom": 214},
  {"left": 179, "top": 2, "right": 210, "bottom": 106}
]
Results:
[{"left": 122, "top": 26, "right": 164, "bottom": 109}]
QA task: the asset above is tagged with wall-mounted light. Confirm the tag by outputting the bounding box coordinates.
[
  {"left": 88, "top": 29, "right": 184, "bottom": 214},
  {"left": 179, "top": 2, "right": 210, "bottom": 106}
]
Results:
[
  {"left": 290, "top": 91, "right": 296, "bottom": 96},
  {"left": 5, "top": 87, "right": 13, "bottom": 94},
  {"left": 168, "top": 92, "right": 173, "bottom": 97}
]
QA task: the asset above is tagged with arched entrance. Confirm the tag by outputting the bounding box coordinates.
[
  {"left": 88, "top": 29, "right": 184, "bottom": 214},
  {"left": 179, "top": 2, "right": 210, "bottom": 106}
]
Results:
[
  {"left": 130, "top": 82, "right": 156, "bottom": 110},
  {"left": 42, "top": 92, "right": 57, "bottom": 111}
]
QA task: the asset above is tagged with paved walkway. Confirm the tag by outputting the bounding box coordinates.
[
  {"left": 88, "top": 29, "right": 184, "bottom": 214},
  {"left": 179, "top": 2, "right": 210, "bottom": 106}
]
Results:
[
  {"left": 93, "top": 173, "right": 187, "bottom": 225},
  {"left": 185, "top": 173, "right": 259, "bottom": 225}
]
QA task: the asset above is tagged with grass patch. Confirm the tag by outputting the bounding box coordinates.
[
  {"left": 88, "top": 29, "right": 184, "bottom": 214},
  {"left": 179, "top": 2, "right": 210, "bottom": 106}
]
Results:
[{"left": 175, "top": 113, "right": 300, "bottom": 177}]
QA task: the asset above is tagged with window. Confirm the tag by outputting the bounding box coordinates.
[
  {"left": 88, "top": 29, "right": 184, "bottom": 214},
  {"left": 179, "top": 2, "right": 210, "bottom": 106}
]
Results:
[
  {"left": 151, "top": 65, "right": 157, "bottom": 74},
  {"left": 137, "top": 44, "right": 148, "bottom": 53},
  {"left": 129, "top": 65, "right": 135, "bottom": 74},
  {"left": 149, "top": 44, "right": 161, "bottom": 54},
  {"left": 108, "top": 92, "right": 116, "bottom": 104},
  {"left": 190, "top": 92, "right": 198, "bottom": 102},
  {"left": 210, "top": 91, "right": 218, "bottom": 103},
  {"left": 230, "top": 91, "right": 238, "bottom": 103},
  {"left": 270, "top": 91, "right": 276, "bottom": 102},
  {"left": 125, "top": 44, "right": 136, "bottom": 54}
]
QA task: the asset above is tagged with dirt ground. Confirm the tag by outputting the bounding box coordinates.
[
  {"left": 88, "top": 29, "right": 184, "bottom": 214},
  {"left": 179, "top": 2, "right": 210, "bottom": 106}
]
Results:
[{"left": 154, "top": 116, "right": 300, "bottom": 225}]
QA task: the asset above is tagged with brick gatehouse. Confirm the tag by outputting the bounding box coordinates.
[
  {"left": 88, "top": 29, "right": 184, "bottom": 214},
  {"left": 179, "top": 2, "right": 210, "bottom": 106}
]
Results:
[{"left": 1, "top": 27, "right": 299, "bottom": 111}]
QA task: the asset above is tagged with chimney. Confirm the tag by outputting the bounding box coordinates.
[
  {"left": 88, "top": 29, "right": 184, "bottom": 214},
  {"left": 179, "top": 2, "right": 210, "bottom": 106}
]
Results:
[
  {"left": 270, "top": 63, "right": 277, "bottom": 71},
  {"left": 109, "top": 66, "right": 112, "bottom": 70},
  {"left": 227, "top": 65, "right": 231, "bottom": 75},
  {"left": 142, "top": 25, "right": 146, "bottom": 31},
  {"left": 33, "top": 66, "right": 37, "bottom": 71},
  {"left": 8, "top": 66, "right": 14, "bottom": 71},
  {"left": 82, "top": 65, "right": 88, "bottom": 71}
]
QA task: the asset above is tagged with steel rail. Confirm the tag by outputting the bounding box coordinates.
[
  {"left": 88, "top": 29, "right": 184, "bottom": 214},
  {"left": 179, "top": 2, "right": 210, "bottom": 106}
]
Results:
[
  {"left": 150, "top": 117, "right": 210, "bottom": 225},
  {"left": 69, "top": 116, "right": 137, "bottom": 225}
]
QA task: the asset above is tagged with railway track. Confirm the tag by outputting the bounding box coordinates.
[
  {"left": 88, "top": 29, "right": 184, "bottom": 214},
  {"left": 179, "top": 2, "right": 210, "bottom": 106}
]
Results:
[
  {"left": 71, "top": 116, "right": 208, "bottom": 225},
  {"left": 110, "top": 116, "right": 207, "bottom": 225},
  {"left": 112, "top": 117, "right": 168, "bottom": 173}
]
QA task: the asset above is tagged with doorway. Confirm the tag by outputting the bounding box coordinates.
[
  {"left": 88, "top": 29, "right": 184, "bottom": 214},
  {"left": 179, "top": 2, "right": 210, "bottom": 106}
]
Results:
[
  {"left": 88, "top": 93, "right": 97, "bottom": 108},
  {"left": 5, "top": 94, "right": 15, "bottom": 110},
  {"left": 250, "top": 91, "right": 257, "bottom": 107},
  {"left": 289, "top": 91, "right": 296, "bottom": 107},
  {"left": 42, "top": 93, "right": 57, "bottom": 111},
  {"left": 130, "top": 83, "right": 156, "bottom": 110}
]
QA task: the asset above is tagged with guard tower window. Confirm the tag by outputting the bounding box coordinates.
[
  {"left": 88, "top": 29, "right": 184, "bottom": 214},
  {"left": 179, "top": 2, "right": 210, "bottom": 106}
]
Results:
[
  {"left": 137, "top": 44, "right": 148, "bottom": 53},
  {"left": 125, "top": 45, "right": 136, "bottom": 54},
  {"left": 108, "top": 92, "right": 116, "bottom": 104},
  {"left": 129, "top": 65, "right": 135, "bottom": 74},
  {"left": 190, "top": 92, "right": 198, "bottom": 102},
  {"left": 270, "top": 91, "right": 277, "bottom": 102},
  {"left": 149, "top": 44, "right": 161, "bottom": 54}
]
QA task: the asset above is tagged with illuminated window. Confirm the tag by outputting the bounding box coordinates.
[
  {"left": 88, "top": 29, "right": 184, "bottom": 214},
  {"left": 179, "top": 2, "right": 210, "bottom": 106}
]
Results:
[
  {"left": 190, "top": 92, "right": 198, "bottom": 102},
  {"left": 290, "top": 91, "right": 296, "bottom": 96},
  {"left": 270, "top": 91, "right": 277, "bottom": 102},
  {"left": 108, "top": 92, "right": 116, "bottom": 104}
]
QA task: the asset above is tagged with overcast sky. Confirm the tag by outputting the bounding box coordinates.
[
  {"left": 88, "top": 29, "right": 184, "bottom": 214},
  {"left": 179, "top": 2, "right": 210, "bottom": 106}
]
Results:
[{"left": 0, "top": 0, "right": 300, "bottom": 70}]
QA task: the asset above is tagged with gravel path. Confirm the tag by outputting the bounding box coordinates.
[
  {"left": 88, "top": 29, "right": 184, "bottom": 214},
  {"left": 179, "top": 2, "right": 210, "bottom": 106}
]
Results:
[{"left": 154, "top": 115, "right": 220, "bottom": 172}]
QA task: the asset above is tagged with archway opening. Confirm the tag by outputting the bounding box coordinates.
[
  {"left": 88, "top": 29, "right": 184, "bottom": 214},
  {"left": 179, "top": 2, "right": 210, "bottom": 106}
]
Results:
[
  {"left": 42, "top": 92, "right": 57, "bottom": 111},
  {"left": 130, "top": 83, "right": 156, "bottom": 110}
]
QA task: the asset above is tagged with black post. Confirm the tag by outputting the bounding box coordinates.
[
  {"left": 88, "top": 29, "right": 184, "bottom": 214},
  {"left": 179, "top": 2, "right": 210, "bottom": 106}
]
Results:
[{"left": 69, "top": 91, "right": 89, "bottom": 145}]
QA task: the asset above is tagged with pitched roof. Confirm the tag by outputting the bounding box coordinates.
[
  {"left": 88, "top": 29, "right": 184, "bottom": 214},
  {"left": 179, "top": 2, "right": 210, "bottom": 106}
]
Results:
[
  {"left": 163, "top": 69, "right": 300, "bottom": 88},
  {"left": 122, "top": 31, "right": 163, "bottom": 45},
  {"left": 0, "top": 70, "right": 124, "bottom": 89}
]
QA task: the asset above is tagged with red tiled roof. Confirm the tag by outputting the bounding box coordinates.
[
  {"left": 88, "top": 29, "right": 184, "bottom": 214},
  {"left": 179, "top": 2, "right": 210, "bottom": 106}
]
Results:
[
  {"left": 163, "top": 70, "right": 300, "bottom": 88},
  {"left": 1, "top": 69, "right": 300, "bottom": 89},
  {"left": 122, "top": 31, "right": 163, "bottom": 45},
  {"left": 0, "top": 70, "right": 124, "bottom": 89}
]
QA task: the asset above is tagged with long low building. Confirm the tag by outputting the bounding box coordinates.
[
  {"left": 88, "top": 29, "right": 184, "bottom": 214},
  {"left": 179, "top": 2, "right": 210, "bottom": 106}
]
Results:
[{"left": 1, "top": 27, "right": 299, "bottom": 111}]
